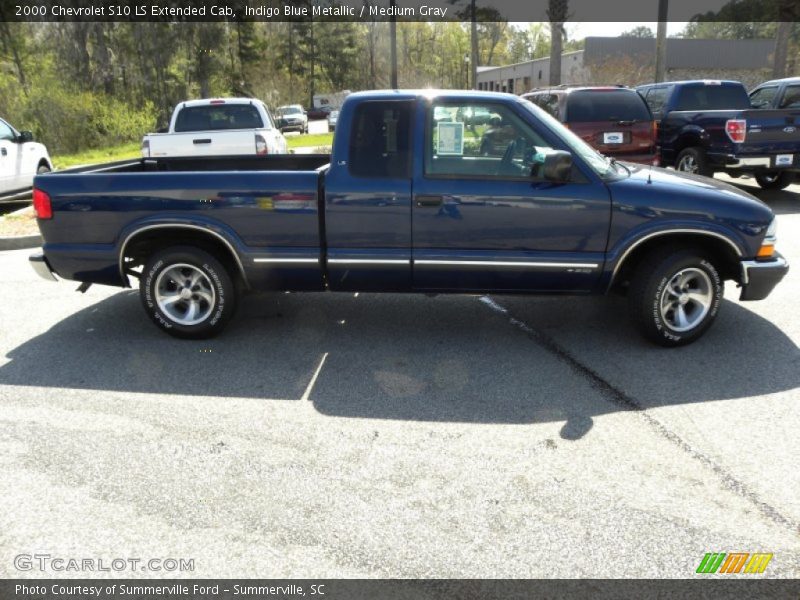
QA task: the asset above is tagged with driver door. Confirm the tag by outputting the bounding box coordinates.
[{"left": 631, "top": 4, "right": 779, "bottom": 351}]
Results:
[{"left": 412, "top": 99, "right": 611, "bottom": 292}]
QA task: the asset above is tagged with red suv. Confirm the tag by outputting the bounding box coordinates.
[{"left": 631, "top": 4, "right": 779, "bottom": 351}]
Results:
[{"left": 522, "top": 86, "right": 658, "bottom": 165}]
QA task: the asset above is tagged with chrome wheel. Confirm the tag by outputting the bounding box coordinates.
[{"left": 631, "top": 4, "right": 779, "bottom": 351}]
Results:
[
  {"left": 659, "top": 267, "right": 712, "bottom": 332},
  {"left": 677, "top": 155, "right": 698, "bottom": 173},
  {"left": 154, "top": 263, "right": 215, "bottom": 326}
]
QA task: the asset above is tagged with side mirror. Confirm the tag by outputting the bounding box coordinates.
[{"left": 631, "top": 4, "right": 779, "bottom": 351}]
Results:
[
  {"left": 157, "top": 127, "right": 168, "bottom": 134},
  {"left": 542, "top": 150, "right": 573, "bottom": 182},
  {"left": 18, "top": 131, "right": 34, "bottom": 143}
]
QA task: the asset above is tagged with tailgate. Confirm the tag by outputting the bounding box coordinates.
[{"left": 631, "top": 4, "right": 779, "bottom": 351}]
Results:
[
  {"left": 741, "top": 109, "right": 800, "bottom": 147},
  {"left": 148, "top": 131, "right": 257, "bottom": 157}
]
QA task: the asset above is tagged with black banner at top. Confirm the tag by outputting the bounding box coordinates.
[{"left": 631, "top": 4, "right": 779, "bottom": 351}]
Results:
[{"left": 2, "top": 0, "right": 799, "bottom": 22}]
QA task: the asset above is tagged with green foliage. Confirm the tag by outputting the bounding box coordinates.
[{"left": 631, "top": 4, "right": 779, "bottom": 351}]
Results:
[
  {"left": 620, "top": 26, "right": 655, "bottom": 38},
  {"left": 21, "top": 83, "right": 156, "bottom": 155}
]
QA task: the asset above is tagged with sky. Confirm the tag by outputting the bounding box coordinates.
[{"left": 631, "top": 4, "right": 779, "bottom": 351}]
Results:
[{"left": 567, "top": 22, "right": 690, "bottom": 38}]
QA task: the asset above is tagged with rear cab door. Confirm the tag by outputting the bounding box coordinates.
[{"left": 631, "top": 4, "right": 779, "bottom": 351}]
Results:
[
  {"left": 323, "top": 97, "right": 415, "bottom": 291},
  {"left": 411, "top": 95, "right": 611, "bottom": 293}
]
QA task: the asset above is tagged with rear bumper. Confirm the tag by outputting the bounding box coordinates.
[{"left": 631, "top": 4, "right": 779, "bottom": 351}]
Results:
[
  {"left": 739, "top": 253, "right": 789, "bottom": 301},
  {"left": 29, "top": 251, "right": 58, "bottom": 282},
  {"left": 711, "top": 153, "right": 800, "bottom": 171}
]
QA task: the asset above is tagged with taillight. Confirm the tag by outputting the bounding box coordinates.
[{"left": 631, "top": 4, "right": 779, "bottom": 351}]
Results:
[
  {"left": 725, "top": 119, "right": 746, "bottom": 143},
  {"left": 255, "top": 134, "right": 268, "bottom": 155},
  {"left": 141, "top": 139, "right": 150, "bottom": 158},
  {"left": 33, "top": 188, "right": 52, "bottom": 220}
]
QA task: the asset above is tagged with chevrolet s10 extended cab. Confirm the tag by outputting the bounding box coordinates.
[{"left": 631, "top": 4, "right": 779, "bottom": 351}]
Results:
[{"left": 30, "top": 90, "right": 789, "bottom": 346}]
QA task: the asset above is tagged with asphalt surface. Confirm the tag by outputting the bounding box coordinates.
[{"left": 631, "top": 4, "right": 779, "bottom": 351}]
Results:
[{"left": 0, "top": 175, "right": 798, "bottom": 579}]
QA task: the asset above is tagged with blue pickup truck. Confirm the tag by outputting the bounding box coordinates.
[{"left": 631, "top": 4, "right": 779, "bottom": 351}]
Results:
[
  {"left": 30, "top": 90, "right": 788, "bottom": 346},
  {"left": 637, "top": 80, "right": 800, "bottom": 190}
]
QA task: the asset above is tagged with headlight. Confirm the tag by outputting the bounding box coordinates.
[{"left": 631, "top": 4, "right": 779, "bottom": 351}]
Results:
[
  {"left": 757, "top": 218, "right": 777, "bottom": 259},
  {"left": 765, "top": 218, "right": 777, "bottom": 241}
]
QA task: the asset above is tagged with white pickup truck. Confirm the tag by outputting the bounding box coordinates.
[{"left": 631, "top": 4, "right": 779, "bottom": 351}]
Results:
[
  {"left": 0, "top": 117, "right": 52, "bottom": 202},
  {"left": 141, "top": 98, "right": 288, "bottom": 158}
]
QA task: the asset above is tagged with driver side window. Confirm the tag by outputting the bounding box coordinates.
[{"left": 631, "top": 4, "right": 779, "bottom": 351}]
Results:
[{"left": 425, "top": 102, "right": 557, "bottom": 180}]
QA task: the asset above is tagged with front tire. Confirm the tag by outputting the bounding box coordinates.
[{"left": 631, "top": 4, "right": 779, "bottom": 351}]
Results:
[
  {"left": 675, "top": 148, "right": 713, "bottom": 178},
  {"left": 37, "top": 163, "right": 51, "bottom": 174},
  {"left": 628, "top": 249, "right": 723, "bottom": 347},
  {"left": 755, "top": 171, "right": 794, "bottom": 190},
  {"left": 140, "top": 246, "right": 236, "bottom": 339}
]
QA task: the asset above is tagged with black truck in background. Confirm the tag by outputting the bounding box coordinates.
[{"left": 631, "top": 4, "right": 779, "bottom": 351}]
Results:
[{"left": 637, "top": 80, "right": 800, "bottom": 190}]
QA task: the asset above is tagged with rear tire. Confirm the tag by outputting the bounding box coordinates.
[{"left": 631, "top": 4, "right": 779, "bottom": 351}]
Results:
[
  {"left": 628, "top": 248, "right": 723, "bottom": 347},
  {"left": 675, "top": 148, "right": 713, "bottom": 178},
  {"left": 755, "top": 171, "right": 794, "bottom": 190},
  {"left": 140, "top": 246, "right": 236, "bottom": 339}
]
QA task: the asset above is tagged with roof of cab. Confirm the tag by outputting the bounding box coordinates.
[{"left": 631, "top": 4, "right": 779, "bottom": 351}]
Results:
[
  {"left": 756, "top": 76, "right": 800, "bottom": 87},
  {"left": 636, "top": 80, "right": 744, "bottom": 90},
  {"left": 180, "top": 98, "right": 261, "bottom": 108},
  {"left": 342, "top": 89, "right": 523, "bottom": 103}
]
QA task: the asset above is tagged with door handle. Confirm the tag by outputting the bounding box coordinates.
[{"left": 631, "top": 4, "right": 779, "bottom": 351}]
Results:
[
  {"left": 416, "top": 195, "right": 443, "bottom": 207},
  {"left": 1, "top": 148, "right": 6, "bottom": 156},
  {"left": 193, "top": 139, "right": 212, "bottom": 144}
]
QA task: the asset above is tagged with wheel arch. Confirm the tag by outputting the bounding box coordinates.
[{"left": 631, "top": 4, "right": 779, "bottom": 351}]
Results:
[
  {"left": 119, "top": 224, "right": 249, "bottom": 289},
  {"left": 608, "top": 230, "right": 743, "bottom": 292}
]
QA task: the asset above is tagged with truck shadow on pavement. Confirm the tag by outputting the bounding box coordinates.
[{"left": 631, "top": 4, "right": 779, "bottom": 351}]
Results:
[{"left": 1, "top": 289, "right": 798, "bottom": 439}]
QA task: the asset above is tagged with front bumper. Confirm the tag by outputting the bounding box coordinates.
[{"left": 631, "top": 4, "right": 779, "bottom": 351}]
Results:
[
  {"left": 29, "top": 251, "right": 57, "bottom": 282},
  {"left": 739, "top": 252, "right": 789, "bottom": 301}
]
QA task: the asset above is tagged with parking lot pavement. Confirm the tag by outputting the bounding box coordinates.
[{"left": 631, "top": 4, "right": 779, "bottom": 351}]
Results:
[{"left": 0, "top": 181, "right": 798, "bottom": 579}]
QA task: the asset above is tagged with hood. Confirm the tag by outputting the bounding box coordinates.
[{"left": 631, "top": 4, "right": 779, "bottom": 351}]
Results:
[{"left": 613, "top": 162, "right": 773, "bottom": 220}]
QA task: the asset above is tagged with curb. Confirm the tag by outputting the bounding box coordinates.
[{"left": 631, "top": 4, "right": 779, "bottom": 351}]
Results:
[{"left": 0, "top": 234, "right": 42, "bottom": 251}]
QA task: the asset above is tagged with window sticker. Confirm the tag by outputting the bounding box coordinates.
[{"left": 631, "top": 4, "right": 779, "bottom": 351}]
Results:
[{"left": 437, "top": 121, "right": 464, "bottom": 156}]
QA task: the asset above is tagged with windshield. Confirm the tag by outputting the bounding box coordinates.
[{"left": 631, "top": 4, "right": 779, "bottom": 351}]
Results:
[
  {"left": 280, "top": 106, "right": 302, "bottom": 115},
  {"left": 519, "top": 99, "right": 627, "bottom": 180}
]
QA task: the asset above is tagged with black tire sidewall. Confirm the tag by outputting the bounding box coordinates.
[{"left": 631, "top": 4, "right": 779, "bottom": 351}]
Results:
[
  {"left": 140, "top": 247, "right": 235, "bottom": 339},
  {"left": 755, "top": 171, "right": 792, "bottom": 190},
  {"left": 676, "top": 148, "right": 712, "bottom": 177},
  {"left": 634, "top": 253, "right": 723, "bottom": 346}
]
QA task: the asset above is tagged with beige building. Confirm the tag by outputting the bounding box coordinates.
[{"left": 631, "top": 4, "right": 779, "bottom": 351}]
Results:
[{"left": 476, "top": 37, "right": 776, "bottom": 94}]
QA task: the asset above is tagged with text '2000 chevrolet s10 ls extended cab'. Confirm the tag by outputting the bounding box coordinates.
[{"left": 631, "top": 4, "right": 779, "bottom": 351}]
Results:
[{"left": 30, "top": 90, "right": 789, "bottom": 346}]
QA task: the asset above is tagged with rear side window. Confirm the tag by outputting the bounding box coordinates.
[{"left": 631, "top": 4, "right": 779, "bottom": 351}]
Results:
[
  {"left": 779, "top": 85, "right": 800, "bottom": 109},
  {"left": 566, "top": 90, "right": 651, "bottom": 122},
  {"left": 527, "top": 94, "right": 560, "bottom": 119},
  {"left": 348, "top": 101, "right": 413, "bottom": 178},
  {"left": 643, "top": 86, "right": 671, "bottom": 119},
  {"left": 675, "top": 85, "right": 751, "bottom": 111},
  {"left": 749, "top": 86, "right": 778, "bottom": 109},
  {"left": 174, "top": 104, "right": 264, "bottom": 132}
]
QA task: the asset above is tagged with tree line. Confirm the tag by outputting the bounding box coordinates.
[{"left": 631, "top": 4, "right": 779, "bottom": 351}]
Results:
[
  {"left": 0, "top": 20, "right": 568, "bottom": 154},
  {"left": 0, "top": 16, "right": 797, "bottom": 156}
]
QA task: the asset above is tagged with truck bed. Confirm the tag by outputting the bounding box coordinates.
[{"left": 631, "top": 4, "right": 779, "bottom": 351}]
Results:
[
  {"left": 34, "top": 155, "right": 331, "bottom": 289},
  {"left": 52, "top": 154, "right": 331, "bottom": 174}
]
